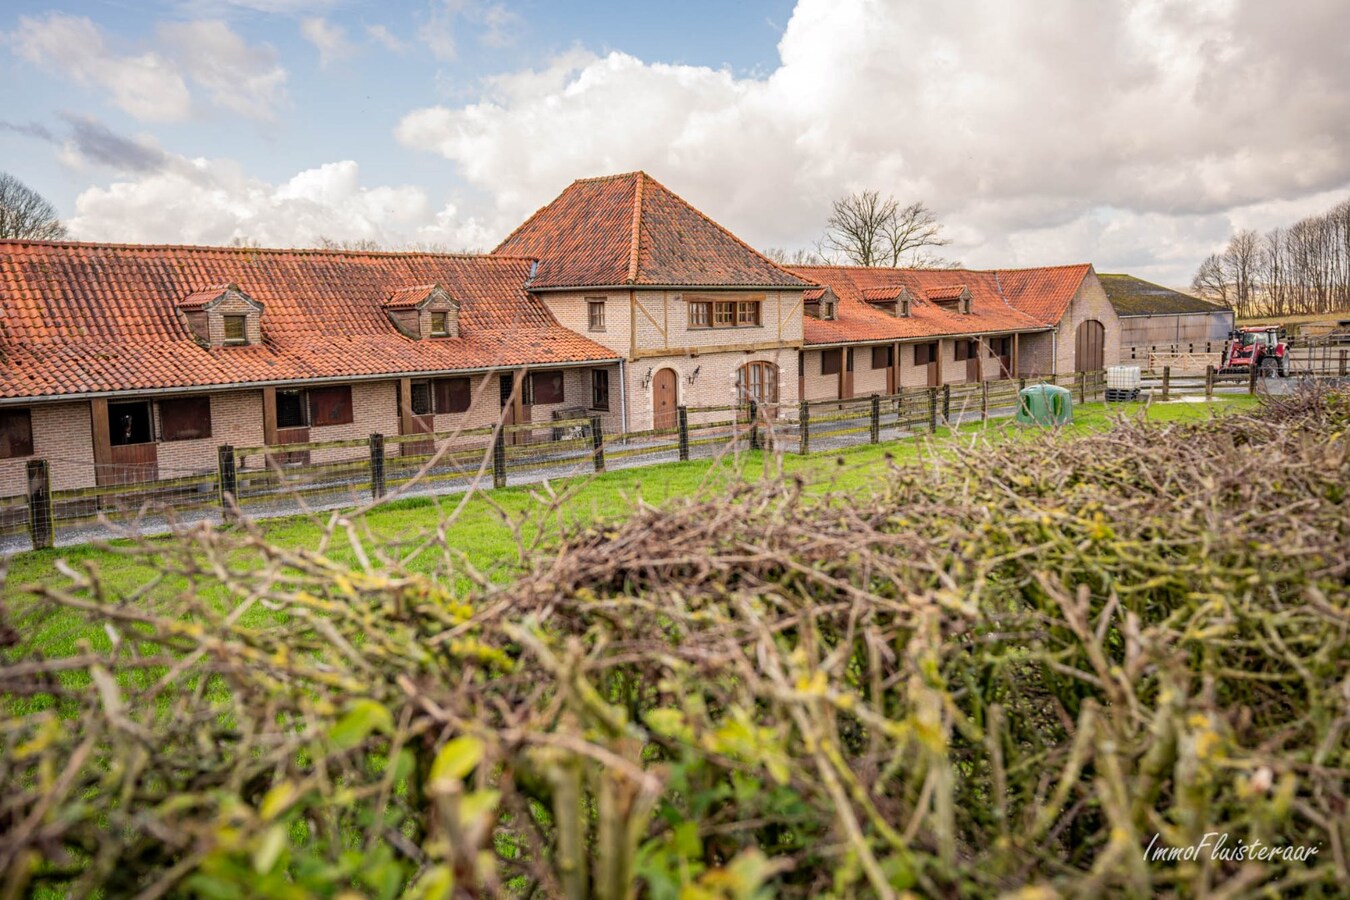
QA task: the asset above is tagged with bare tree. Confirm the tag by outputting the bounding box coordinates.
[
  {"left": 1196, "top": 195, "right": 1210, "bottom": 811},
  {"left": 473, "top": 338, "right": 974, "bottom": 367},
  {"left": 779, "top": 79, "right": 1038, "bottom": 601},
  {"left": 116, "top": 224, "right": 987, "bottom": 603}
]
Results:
[
  {"left": 763, "top": 246, "right": 824, "bottom": 266},
  {"left": 1224, "top": 229, "right": 1261, "bottom": 316},
  {"left": 818, "top": 190, "right": 951, "bottom": 267},
  {"left": 0, "top": 172, "right": 67, "bottom": 240},
  {"left": 1191, "top": 253, "right": 1229, "bottom": 307}
]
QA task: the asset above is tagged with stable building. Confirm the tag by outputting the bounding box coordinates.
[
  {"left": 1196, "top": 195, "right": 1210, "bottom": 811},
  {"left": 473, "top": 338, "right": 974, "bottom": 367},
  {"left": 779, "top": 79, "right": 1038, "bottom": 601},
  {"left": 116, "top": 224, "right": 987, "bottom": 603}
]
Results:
[
  {"left": 1098, "top": 274, "right": 1234, "bottom": 354},
  {"left": 0, "top": 244, "right": 618, "bottom": 492},
  {"left": 787, "top": 263, "right": 1122, "bottom": 401}
]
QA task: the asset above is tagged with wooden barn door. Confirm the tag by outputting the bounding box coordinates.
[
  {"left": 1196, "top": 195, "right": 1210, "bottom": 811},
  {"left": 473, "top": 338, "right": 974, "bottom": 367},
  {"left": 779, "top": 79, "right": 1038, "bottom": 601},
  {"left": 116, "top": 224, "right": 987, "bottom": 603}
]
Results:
[
  {"left": 840, "top": 348, "right": 855, "bottom": 399},
  {"left": 966, "top": 341, "right": 982, "bottom": 383},
  {"left": 1075, "top": 320, "right": 1105, "bottom": 372},
  {"left": 653, "top": 368, "right": 678, "bottom": 431}
]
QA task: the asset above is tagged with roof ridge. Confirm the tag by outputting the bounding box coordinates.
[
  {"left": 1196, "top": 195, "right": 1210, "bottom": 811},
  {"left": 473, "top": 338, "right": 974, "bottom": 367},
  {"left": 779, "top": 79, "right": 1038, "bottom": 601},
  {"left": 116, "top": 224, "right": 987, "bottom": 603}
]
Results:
[
  {"left": 0, "top": 238, "right": 522, "bottom": 261},
  {"left": 635, "top": 172, "right": 806, "bottom": 286},
  {"left": 627, "top": 172, "right": 644, "bottom": 284}
]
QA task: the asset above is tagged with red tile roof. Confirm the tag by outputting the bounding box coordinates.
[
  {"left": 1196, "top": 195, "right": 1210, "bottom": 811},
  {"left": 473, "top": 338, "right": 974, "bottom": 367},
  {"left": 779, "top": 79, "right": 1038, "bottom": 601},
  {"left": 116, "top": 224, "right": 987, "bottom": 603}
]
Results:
[
  {"left": 176, "top": 284, "right": 245, "bottom": 311},
  {"left": 493, "top": 172, "right": 807, "bottom": 290},
  {"left": 991, "top": 264, "right": 1093, "bottom": 325},
  {"left": 860, "top": 286, "right": 905, "bottom": 302},
  {"left": 0, "top": 241, "right": 616, "bottom": 400},
  {"left": 802, "top": 287, "right": 827, "bottom": 301},
  {"left": 382, "top": 284, "right": 442, "bottom": 309},
  {"left": 787, "top": 266, "right": 1054, "bottom": 345},
  {"left": 924, "top": 284, "right": 968, "bottom": 302}
]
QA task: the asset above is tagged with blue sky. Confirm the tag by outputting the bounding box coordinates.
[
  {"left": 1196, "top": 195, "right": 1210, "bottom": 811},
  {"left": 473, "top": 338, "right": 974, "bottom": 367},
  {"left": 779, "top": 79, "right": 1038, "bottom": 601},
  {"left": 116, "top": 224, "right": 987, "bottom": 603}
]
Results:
[{"left": 3, "top": 0, "right": 1348, "bottom": 286}]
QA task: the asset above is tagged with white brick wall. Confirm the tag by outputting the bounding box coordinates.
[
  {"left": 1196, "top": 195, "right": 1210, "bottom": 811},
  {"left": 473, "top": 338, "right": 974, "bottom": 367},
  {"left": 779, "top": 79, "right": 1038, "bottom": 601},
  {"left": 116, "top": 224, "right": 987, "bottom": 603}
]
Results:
[
  {"left": 624, "top": 349, "right": 800, "bottom": 431},
  {"left": 0, "top": 402, "right": 95, "bottom": 495}
]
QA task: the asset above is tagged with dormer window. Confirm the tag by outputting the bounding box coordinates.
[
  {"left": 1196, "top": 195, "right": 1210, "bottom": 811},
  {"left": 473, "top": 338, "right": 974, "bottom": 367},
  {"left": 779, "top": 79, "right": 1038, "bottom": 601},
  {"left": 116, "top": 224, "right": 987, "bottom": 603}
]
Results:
[
  {"left": 803, "top": 287, "right": 837, "bottom": 320},
  {"left": 223, "top": 315, "right": 247, "bottom": 344},
  {"left": 384, "top": 285, "right": 460, "bottom": 340},
  {"left": 862, "top": 286, "right": 913, "bottom": 317},
  {"left": 926, "top": 285, "right": 973, "bottom": 314},
  {"left": 177, "top": 283, "right": 263, "bottom": 348}
]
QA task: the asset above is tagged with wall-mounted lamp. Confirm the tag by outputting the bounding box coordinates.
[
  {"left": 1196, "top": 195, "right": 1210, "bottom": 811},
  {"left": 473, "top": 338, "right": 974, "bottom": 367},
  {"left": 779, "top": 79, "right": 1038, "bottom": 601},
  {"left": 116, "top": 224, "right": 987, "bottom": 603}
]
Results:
[
  {"left": 641, "top": 367, "right": 653, "bottom": 389},
  {"left": 685, "top": 366, "right": 701, "bottom": 386}
]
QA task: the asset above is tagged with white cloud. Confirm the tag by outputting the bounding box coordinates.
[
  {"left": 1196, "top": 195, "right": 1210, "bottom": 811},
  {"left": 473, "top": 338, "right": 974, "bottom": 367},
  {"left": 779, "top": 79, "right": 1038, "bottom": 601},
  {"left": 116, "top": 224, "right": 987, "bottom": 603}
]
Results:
[
  {"left": 6, "top": 14, "right": 192, "bottom": 121},
  {"left": 66, "top": 155, "right": 494, "bottom": 250},
  {"left": 4, "top": 14, "right": 287, "bottom": 123},
  {"left": 366, "top": 24, "right": 407, "bottom": 53},
  {"left": 418, "top": 0, "right": 519, "bottom": 61},
  {"left": 157, "top": 20, "right": 288, "bottom": 121},
  {"left": 395, "top": 0, "right": 1350, "bottom": 285},
  {"left": 300, "top": 17, "right": 353, "bottom": 68}
]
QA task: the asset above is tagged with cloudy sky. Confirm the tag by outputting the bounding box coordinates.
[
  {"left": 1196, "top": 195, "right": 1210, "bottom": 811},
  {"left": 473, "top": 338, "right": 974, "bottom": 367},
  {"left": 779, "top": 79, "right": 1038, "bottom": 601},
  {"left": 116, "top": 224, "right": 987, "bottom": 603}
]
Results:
[{"left": 3, "top": 0, "right": 1348, "bottom": 287}]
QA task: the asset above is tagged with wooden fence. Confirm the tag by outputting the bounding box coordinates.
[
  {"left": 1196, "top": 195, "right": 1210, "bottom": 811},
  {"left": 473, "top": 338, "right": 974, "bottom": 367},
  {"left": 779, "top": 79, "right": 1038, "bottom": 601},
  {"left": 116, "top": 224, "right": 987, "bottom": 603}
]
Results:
[{"left": 0, "top": 369, "right": 1202, "bottom": 552}]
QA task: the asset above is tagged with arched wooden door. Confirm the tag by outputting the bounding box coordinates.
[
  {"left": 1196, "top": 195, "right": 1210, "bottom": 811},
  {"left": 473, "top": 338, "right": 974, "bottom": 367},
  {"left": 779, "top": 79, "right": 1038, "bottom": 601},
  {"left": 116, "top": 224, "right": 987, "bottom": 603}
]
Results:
[
  {"left": 1075, "top": 320, "right": 1105, "bottom": 372},
  {"left": 653, "top": 368, "right": 678, "bottom": 431}
]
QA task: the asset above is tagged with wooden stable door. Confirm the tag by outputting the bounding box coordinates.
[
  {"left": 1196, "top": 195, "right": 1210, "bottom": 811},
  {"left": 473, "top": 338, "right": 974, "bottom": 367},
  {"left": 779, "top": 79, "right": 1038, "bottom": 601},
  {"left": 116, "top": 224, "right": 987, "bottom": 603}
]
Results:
[
  {"left": 840, "top": 348, "right": 855, "bottom": 399},
  {"left": 653, "top": 368, "right": 678, "bottom": 431},
  {"left": 967, "top": 344, "right": 982, "bottom": 383},
  {"left": 1075, "top": 320, "right": 1105, "bottom": 372},
  {"left": 500, "top": 373, "right": 532, "bottom": 445}
]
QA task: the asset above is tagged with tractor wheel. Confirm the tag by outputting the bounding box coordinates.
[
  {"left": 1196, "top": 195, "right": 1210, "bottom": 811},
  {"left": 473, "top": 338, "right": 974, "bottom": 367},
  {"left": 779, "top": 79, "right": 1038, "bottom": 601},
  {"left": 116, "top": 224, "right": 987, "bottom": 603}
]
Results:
[
  {"left": 1261, "top": 356, "right": 1278, "bottom": 378},
  {"left": 1278, "top": 355, "right": 1289, "bottom": 378}
]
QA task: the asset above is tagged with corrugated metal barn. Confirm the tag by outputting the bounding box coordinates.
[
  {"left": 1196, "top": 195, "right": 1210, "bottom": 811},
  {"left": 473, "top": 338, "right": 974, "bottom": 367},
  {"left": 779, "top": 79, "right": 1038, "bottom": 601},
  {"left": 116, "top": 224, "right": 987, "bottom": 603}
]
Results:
[{"left": 1100, "top": 274, "right": 1234, "bottom": 352}]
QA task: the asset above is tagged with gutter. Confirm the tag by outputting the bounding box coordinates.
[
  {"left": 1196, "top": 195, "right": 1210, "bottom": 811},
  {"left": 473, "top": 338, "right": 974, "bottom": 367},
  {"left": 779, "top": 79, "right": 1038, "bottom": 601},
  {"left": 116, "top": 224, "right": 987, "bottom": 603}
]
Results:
[
  {"left": 803, "top": 326, "right": 1051, "bottom": 351},
  {"left": 0, "top": 357, "right": 623, "bottom": 407}
]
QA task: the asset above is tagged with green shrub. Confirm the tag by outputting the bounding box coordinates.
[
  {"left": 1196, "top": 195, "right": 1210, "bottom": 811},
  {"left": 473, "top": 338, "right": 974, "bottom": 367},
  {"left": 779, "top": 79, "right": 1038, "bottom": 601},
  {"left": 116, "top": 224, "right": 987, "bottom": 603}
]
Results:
[{"left": 1, "top": 388, "right": 1346, "bottom": 898}]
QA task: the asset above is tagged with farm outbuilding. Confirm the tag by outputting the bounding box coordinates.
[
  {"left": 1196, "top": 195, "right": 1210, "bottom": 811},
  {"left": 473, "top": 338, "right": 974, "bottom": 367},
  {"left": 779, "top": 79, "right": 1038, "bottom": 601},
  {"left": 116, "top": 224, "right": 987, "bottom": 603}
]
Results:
[{"left": 1099, "top": 274, "right": 1234, "bottom": 354}]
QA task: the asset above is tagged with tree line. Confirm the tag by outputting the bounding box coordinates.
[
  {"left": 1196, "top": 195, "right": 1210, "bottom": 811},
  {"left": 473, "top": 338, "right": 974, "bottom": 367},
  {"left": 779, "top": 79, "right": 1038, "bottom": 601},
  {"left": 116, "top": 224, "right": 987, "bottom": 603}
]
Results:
[{"left": 1192, "top": 196, "right": 1350, "bottom": 318}]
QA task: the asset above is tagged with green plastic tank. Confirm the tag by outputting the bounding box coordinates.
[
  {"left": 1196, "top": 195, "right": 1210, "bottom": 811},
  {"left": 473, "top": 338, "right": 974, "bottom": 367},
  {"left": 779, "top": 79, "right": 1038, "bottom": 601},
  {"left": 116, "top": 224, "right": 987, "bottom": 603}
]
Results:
[{"left": 1016, "top": 384, "right": 1073, "bottom": 426}]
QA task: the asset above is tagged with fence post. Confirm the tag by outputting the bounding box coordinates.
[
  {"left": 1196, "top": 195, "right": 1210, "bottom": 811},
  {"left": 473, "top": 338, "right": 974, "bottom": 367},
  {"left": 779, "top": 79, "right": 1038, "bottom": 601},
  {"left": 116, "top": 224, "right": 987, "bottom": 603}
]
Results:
[
  {"left": 369, "top": 433, "right": 385, "bottom": 500},
  {"left": 1162, "top": 366, "right": 1171, "bottom": 400},
  {"left": 928, "top": 387, "right": 938, "bottom": 433},
  {"left": 676, "top": 406, "right": 689, "bottom": 461},
  {"left": 216, "top": 445, "right": 237, "bottom": 519},
  {"left": 590, "top": 416, "right": 606, "bottom": 472},
  {"left": 941, "top": 384, "right": 951, "bottom": 424},
  {"left": 1340, "top": 349, "right": 1347, "bottom": 377},
  {"left": 748, "top": 400, "right": 761, "bottom": 451},
  {"left": 1077, "top": 371, "right": 1086, "bottom": 405},
  {"left": 26, "top": 459, "right": 53, "bottom": 551},
  {"left": 1248, "top": 362, "right": 1258, "bottom": 396},
  {"left": 492, "top": 428, "right": 507, "bottom": 489},
  {"left": 1205, "top": 365, "right": 1214, "bottom": 401},
  {"left": 981, "top": 380, "right": 989, "bottom": 422},
  {"left": 869, "top": 393, "right": 880, "bottom": 444},
  {"left": 799, "top": 400, "right": 810, "bottom": 455}
]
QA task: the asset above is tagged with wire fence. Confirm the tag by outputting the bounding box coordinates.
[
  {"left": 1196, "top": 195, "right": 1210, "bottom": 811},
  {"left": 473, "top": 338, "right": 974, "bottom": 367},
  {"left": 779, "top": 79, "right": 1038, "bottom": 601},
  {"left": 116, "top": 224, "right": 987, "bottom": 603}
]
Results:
[{"left": 10, "top": 364, "right": 1339, "bottom": 553}]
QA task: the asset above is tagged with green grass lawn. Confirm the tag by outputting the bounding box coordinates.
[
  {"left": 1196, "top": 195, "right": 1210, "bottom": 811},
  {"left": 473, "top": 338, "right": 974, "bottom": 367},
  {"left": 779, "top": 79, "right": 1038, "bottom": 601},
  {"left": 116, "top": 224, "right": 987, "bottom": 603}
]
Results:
[{"left": 1, "top": 395, "right": 1259, "bottom": 663}]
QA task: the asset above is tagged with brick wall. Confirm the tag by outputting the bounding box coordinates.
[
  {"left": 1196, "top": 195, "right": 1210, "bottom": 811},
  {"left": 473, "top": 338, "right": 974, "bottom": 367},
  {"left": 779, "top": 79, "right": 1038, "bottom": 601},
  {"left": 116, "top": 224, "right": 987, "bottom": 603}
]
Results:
[
  {"left": 540, "top": 289, "right": 804, "bottom": 361},
  {"left": 158, "top": 391, "right": 265, "bottom": 473},
  {"left": 1055, "top": 271, "right": 1122, "bottom": 373},
  {"left": 623, "top": 349, "right": 799, "bottom": 431},
  {"left": 0, "top": 402, "right": 95, "bottom": 495}
]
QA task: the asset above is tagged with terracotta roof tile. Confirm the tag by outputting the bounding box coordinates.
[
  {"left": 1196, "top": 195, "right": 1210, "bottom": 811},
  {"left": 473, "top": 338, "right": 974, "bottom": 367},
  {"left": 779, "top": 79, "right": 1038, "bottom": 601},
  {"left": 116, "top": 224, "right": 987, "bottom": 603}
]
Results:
[
  {"left": 0, "top": 241, "right": 616, "bottom": 400},
  {"left": 382, "top": 284, "right": 444, "bottom": 309},
  {"left": 788, "top": 266, "right": 1054, "bottom": 345},
  {"left": 990, "top": 264, "right": 1093, "bottom": 324},
  {"left": 924, "top": 284, "right": 968, "bottom": 302},
  {"left": 493, "top": 172, "right": 807, "bottom": 289}
]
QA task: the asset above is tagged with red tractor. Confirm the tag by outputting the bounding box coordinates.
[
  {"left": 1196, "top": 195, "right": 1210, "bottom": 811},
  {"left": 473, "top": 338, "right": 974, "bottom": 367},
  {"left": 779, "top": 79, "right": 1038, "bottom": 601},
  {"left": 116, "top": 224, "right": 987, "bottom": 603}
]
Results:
[{"left": 1221, "top": 325, "right": 1290, "bottom": 377}]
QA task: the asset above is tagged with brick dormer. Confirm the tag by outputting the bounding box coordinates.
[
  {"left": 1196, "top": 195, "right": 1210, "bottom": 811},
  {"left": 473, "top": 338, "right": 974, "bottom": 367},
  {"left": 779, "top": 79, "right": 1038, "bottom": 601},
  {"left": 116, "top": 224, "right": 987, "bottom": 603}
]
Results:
[
  {"left": 803, "top": 287, "right": 839, "bottom": 321},
  {"left": 861, "top": 286, "right": 914, "bottom": 317},
  {"left": 383, "top": 284, "right": 460, "bottom": 340},
  {"left": 177, "top": 284, "right": 264, "bottom": 347},
  {"left": 925, "top": 285, "right": 973, "bottom": 314}
]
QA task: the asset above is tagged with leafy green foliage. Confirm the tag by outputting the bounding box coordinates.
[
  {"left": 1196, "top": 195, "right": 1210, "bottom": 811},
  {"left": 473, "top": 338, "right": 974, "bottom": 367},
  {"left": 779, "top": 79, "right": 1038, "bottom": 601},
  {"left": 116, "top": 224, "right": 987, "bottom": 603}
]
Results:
[{"left": 0, "top": 389, "right": 1342, "bottom": 898}]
